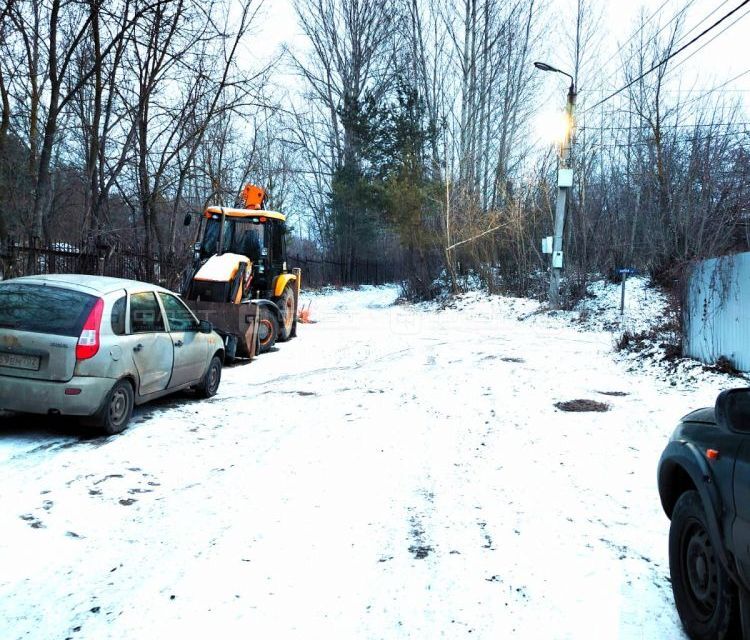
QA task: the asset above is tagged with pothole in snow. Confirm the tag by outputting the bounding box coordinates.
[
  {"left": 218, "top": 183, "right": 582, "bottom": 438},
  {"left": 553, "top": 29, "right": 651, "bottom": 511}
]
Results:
[
  {"left": 19, "top": 513, "right": 44, "bottom": 528},
  {"left": 408, "top": 544, "right": 432, "bottom": 559},
  {"left": 554, "top": 399, "right": 610, "bottom": 412},
  {"left": 408, "top": 511, "right": 433, "bottom": 560}
]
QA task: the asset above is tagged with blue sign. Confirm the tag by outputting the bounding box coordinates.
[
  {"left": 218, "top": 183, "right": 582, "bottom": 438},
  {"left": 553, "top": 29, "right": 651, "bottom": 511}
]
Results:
[{"left": 618, "top": 268, "right": 637, "bottom": 275}]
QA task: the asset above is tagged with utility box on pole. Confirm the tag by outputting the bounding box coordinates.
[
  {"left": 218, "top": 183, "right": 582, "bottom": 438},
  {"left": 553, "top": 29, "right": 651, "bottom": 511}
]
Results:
[{"left": 557, "top": 169, "right": 573, "bottom": 188}]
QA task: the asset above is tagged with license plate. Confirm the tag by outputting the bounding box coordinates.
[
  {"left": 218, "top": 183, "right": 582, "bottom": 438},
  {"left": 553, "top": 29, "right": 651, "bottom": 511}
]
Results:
[{"left": 0, "top": 351, "right": 40, "bottom": 371}]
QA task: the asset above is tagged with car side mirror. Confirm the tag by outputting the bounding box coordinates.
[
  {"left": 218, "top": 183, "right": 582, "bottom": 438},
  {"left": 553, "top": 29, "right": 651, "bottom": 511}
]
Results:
[
  {"left": 199, "top": 320, "right": 213, "bottom": 334},
  {"left": 715, "top": 388, "right": 750, "bottom": 433},
  {"left": 183, "top": 213, "right": 193, "bottom": 226}
]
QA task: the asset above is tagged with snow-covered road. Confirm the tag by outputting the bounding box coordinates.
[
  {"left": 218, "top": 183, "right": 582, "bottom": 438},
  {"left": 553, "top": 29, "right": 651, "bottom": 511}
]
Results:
[{"left": 1, "top": 285, "right": 718, "bottom": 639}]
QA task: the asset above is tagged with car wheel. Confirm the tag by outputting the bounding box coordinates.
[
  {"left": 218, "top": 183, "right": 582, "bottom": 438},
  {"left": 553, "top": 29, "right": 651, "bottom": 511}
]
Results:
[
  {"left": 196, "top": 355, "right": 222, "bottom": 398},
  {"left": 95, "top": 379, "right": 134, "bottom": 435},
  {"left": 669, "top": 490, "right": 738, "bottom": 640},
  {"left": 257, "top": 306, "right": 278, "bottom": 354},
  {"left": 275, "top": 284, "right": 297, "bottom": 342}
]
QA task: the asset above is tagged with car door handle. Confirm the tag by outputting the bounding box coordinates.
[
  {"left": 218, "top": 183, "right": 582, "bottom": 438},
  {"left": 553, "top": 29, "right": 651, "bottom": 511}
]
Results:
[
  {"left": 175, "top": 340, "right": 184, "bottom": 347},
  {"left": 133, "top": 343, "right": 143, "bottom": 353}
]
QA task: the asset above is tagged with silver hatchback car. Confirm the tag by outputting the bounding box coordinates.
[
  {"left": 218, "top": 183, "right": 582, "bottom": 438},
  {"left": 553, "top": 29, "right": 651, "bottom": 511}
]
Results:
[{"left": 0, "top": 275, "right": 225, "bottom": 434}]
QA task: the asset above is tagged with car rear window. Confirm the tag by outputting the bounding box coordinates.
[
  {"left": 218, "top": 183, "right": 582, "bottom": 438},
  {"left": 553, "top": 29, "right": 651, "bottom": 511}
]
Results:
[{"left": 0, "top": 283, "right": 97, "bottom": 337}]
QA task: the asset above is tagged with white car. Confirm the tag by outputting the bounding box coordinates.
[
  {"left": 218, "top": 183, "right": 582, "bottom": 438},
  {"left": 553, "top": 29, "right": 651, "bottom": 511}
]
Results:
[{"left": 0, "top": 275, "right": 225, "bottom": 434}]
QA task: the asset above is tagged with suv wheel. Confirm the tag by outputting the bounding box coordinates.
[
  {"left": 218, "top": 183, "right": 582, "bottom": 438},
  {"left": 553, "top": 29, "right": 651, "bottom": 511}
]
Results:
[{"left": 669, "top": 490, "right": 738, "bottom": 639}]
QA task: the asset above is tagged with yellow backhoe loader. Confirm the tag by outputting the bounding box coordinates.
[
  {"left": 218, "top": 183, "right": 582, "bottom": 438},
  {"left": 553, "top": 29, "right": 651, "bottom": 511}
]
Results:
[{"left": 182, "top": 184, "right": 301, "bottom": 359}]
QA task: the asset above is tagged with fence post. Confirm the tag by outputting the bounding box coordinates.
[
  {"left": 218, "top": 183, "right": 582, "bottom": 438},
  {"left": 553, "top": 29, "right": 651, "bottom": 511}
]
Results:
[
  {"left": 7, "top": 236, "right": 16, "bottom": 279},
  {"left": 30, "top": 236, "right": 39, "bottom": 275}
]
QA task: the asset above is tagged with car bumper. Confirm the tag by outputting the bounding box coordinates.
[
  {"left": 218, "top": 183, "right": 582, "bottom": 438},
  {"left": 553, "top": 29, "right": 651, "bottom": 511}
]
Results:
[{"left": 0, "top": 375, "right": 115, "bottom": 416}]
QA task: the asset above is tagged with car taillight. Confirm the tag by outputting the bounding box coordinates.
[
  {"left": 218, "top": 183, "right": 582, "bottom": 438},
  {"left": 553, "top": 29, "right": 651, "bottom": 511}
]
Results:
[{"left": 76, "top": 298, "right": 105, "bottom": 361}]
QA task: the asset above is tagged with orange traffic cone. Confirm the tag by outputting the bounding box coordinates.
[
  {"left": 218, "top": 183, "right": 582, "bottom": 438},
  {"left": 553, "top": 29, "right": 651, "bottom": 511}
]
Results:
[{"left": 298, "top": 301, "right": 312, "bottom": 324}]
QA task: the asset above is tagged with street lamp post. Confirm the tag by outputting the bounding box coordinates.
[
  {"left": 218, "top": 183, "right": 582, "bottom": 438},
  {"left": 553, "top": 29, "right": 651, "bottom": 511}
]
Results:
[{"left": 534, "top": 61, "right": 576, "bottom": 309}]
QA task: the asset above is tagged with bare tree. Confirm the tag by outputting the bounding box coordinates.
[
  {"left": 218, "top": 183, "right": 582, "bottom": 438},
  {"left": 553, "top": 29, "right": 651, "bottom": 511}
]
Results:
[
  {"left": 289, "top": 0, "right": 396, "bottom": 258},
  {"left": 118, "top": 0, "right": 269, "bottom": 263}
]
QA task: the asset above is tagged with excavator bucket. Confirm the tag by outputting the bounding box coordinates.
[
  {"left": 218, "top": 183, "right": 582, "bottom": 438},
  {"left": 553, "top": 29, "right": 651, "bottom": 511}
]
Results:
[{"left": 187, "top": 300, "right": 260, "bottom": 361}]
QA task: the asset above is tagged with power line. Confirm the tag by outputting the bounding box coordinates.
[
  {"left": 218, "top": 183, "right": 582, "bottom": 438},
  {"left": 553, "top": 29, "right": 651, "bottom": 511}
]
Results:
[
  {"left": 595, "top": 0, "right": 699, "bottom": 93},
  {"left": 667, "top": 4, "right": 750, "bottom": 76},
  {"left": 677, "top": 68, "right": 750, "bottom": 107},
  {"left": 666, "top": 89, "right": 750, "bottom": 92},
  {"left": 580, "top": 122, "right": 750, "bottom": 133},
  {"left": 673, "top": 0, "right": 734, "bottom": 45},
  {"left": 581, "top": 129, "right": 749, "bottom": 149},
  {"left": 601, "top": 0, "right": 732, "bottom": 93},
  {"left": 604, "top": 0, "right": 747, "bottom": 95},
  {"left": 617, "top": 0, "right": 673, "bottom": 52},
  {"left": 582, "top": 0, "right": 750, "bottom": 116},
  {"left": 579, "top": 87, "right": 750, "bottom": 93}
]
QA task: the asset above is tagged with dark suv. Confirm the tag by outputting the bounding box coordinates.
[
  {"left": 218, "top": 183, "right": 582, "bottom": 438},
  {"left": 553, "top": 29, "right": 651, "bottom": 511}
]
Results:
[{"left": 658, "top": 388, "right": 750, "bottom": 639}]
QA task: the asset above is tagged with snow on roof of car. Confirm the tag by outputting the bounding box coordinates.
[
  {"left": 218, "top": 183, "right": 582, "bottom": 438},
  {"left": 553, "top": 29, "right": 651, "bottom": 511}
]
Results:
[{"left": 2, "top": 274, "right": 173, "bottom": 295}]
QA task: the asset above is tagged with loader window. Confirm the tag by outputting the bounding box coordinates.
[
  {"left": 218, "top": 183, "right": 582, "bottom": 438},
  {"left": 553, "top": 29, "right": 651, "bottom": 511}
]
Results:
[
  {"left": 201, "top": 218, "right": 266, "bottom": 261},
  {"left": 235, "top": 225, "right": 264, "bottom": 261},
  {"left": 201, "top": 218, "right": 234, "bottom": 258},
  {"left": 271, "top": 221, "right": 285, "bottom": 263}
]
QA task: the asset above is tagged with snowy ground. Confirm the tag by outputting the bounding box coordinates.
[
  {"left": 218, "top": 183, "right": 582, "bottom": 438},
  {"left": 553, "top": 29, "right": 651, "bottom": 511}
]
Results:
[{"left": 0, "top": 283, "right": 736, "bottom": 639}]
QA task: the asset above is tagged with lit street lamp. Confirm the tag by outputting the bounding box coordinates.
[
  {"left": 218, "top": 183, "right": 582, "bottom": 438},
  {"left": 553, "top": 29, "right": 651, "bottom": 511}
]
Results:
[{"left": 534, "top": 61, "right": 577, "bottom": 309}]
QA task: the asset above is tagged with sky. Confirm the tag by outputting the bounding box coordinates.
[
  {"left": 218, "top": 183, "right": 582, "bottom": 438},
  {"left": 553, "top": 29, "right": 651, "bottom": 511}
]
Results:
[
  {"left": 249, "top": 0, "right": 750, "bottom": 113},
  {"left": 585, "top": 0, "right": 750, "bottom": 99},
  {"left": 236, "top": 0, "right": 749, "bottom": 230},
  {"left": 536, "top": 0, "right": 750, "bottom": 138}
]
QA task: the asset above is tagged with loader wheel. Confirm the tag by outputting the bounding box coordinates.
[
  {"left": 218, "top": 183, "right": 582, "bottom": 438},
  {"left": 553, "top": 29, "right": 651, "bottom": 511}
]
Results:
[
  {"left": 258, "top": 306, "right": 278, "bottom": 354},
  {"left": 276, "top": 284, "right": 297, "bottom": 342}
]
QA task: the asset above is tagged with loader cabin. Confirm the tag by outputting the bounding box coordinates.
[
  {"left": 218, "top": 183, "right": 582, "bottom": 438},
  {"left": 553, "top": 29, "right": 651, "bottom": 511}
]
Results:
[{"left": 196, "top": 206, "right": 289, "bottom": 298}]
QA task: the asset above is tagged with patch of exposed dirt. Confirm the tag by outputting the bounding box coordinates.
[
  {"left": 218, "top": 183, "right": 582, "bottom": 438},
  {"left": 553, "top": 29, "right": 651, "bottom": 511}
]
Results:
[
  {"left": 19, "top": 514, "right": 44, "bottom": 528},
  {"left": 555, "top": 399, "right": 610, "bottom": 412},
  {"left": 705, "top": 355, "right": 744, "bottom": 377},
  {"left": 408, "top": 544, "right": 432, "bottom": 559},
  {"left": 408, "top": 511, "right": 433, "bottom": 560}
]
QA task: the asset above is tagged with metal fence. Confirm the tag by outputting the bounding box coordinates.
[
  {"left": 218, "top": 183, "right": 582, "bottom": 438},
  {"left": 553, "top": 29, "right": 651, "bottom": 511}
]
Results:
[
  {"left": 288, "top": 254, "right": 401, "bottom": 288},
  {"left": 684, "top": 252, "right": 750, "bottom": 371},
  {"left": 0, "top": 237, "right": 182, "bottom": 288},
  {"left": 0, "top": 237, "right": 401, "bottom": 290}
]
